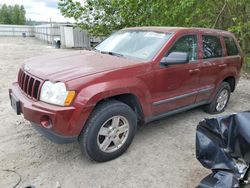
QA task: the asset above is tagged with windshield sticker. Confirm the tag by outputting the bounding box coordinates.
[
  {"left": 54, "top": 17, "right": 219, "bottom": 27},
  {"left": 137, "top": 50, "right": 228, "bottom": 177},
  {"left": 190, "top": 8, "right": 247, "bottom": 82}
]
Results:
[{"left": 145, "top": 32, "right": 165, "bottom": 38}]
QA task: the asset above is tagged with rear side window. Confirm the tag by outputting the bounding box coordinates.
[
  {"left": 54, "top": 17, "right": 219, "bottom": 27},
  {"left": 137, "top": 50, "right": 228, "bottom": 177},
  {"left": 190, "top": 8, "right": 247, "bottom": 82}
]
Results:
[
  {"left": 224, "top": 37, "right": 239, "bottom": 56},
  {"left": 202, "top": 35, "right": 223, "bottom": 59},
  {"left": 168, "top": 35, "right": 198, "bottom": 61}
]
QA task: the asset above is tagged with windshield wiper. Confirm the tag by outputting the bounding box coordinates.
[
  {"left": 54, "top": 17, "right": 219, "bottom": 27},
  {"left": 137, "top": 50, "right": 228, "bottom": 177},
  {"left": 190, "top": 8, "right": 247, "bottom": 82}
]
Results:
[{"left": 94, "top": 49, "right": 124, "bottom": 57}]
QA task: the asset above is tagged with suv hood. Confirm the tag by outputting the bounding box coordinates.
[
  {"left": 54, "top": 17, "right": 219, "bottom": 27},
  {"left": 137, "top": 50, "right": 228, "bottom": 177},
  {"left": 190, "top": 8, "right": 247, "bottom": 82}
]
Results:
[{"left": 24, "top": 50, "right": 142, "bottom": 81}]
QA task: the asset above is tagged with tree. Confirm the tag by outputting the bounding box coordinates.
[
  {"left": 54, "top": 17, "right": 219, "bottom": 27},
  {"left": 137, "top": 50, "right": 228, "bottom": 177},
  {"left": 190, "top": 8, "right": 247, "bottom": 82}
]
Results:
[
  {"left": 58, "top": 0, "right": 250, "bottom": 54},
  {"left": 58, "top": 0, "right": 215, "bottom": 35},
  {"left": 19, "top": 5, "right": 26, "bottom": 25},
  {"left": 0, "top": 4, "right": 11, "bottom": 24},
  {"left": 0, "top": 4, "right": 26, "bottom": 25}
]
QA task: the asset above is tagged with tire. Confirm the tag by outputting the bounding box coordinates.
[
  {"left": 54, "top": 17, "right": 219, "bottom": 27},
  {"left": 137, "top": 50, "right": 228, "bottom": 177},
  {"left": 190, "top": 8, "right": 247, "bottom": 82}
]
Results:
[
  {"left": 79, "top": 100, "right": 137, "bottom": 162},
  {"left": 203, "top": 82, "right": 231, "bottom": 114}
]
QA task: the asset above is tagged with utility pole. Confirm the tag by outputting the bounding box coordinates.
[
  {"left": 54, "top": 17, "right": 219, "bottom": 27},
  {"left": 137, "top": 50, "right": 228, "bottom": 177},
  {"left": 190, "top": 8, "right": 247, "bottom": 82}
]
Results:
[{"left": 50, "top": 17, "right": 53, "bottom": 44}]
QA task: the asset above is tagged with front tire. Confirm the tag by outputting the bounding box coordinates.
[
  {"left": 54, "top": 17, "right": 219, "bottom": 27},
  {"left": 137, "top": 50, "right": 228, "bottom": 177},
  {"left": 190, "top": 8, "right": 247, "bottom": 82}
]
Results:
[
  {"left": 204, "top": 82, "right": 231, "bottom": 114},
  {"left": 79, "top": 100, "right": 137, "bottom": 162}
]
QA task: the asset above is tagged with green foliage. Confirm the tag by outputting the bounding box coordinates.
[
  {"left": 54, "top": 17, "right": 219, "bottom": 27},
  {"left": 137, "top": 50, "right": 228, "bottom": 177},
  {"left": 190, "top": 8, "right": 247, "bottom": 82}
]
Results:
[
  {"left": 58, "top": 0, "right": 250, "bottom": 54},
  {"left": 58, "top": 0, "right": 207, "bottom": 35},
  {"left": 0, "top": 4, "right": 26, "bottom": 25},
  {"left": 247, "top": 55, "right": 250, "bottom": 65}
]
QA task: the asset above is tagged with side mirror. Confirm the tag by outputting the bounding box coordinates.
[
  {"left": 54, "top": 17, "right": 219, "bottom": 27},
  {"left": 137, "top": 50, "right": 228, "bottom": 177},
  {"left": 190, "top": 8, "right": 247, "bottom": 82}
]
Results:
[{"left": 160, "top": 52, "right": 189, "bottom": 66}]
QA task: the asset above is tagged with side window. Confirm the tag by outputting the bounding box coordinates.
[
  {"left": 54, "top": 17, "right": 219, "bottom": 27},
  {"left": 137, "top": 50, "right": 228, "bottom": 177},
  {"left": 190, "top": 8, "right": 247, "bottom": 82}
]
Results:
[
  {"left": 167, "top": 35, "right": 198, "bottom": 61},
  {"left": 202, "top": 35, "right": 223, "bottom": 59},
  {"left": 224, "top": 37, "right": 239, "bottom": 56}
]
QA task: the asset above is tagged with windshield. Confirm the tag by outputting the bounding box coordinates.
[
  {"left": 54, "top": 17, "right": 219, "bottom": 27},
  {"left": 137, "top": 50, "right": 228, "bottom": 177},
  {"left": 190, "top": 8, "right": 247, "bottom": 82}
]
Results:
[{"left": 95, "top": 30, "right": 172, "bottom": 61}]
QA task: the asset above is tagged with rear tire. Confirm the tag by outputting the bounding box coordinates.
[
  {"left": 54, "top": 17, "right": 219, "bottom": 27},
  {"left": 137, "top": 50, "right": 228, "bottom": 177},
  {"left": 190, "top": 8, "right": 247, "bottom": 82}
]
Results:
[
  {"left": 203, "top": 82, "right": 231, "bottom": 114},
  {"left": 79, "top": 100, "right": 137, "bottom": 162}
]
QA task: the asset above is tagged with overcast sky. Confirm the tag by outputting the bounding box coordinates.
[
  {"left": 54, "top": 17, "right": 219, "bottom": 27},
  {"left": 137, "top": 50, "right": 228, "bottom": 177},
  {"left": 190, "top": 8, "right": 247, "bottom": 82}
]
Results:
[{"left": 0, "top": 0, "right": 74, "bottom": 22}]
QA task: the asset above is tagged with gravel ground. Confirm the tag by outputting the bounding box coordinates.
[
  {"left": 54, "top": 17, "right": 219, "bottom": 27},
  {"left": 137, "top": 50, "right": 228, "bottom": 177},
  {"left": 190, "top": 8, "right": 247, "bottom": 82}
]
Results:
[{"left": 0, "top": 37, "right": 250, "bottom": 188}]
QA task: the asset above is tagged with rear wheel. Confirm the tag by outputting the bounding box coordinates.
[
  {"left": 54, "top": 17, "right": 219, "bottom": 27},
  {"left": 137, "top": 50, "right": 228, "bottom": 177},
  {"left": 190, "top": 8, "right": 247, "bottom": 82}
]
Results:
[
  {"left": 204, "top": 82, "right": 231, "bottom": 114},
  {"left": 79, "top": 100, "right": 137, "bottom": 162}
]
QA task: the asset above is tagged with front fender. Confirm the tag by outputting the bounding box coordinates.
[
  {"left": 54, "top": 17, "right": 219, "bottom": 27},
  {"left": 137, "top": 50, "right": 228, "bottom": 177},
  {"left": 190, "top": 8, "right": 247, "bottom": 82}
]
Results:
[{"left": 74, "top": 78, "right": 152, "bottom": 117}]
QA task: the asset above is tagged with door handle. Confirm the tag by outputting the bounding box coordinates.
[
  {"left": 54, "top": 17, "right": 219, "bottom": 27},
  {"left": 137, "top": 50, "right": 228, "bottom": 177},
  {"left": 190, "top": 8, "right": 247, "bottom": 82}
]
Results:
[
  {"left": 189, "top": 68, "right": 200, "bottom": 74},
  {"left": 219, "top": 64, "right": 227, "bottom": 68}
]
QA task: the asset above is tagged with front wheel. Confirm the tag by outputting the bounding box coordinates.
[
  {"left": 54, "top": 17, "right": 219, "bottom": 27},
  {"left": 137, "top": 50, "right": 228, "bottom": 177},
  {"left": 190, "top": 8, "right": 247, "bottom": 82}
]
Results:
[
  {"left": 204, "top": 82, "right": 231, "bottom": 114},
  {"left": 79, "top": 100, "right": 137, "bottom": 162}
]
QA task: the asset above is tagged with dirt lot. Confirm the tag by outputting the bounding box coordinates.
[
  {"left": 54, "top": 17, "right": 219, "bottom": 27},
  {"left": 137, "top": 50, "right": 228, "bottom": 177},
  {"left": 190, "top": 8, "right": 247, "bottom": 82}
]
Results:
[{"left": 0, "top": 37, "right": 249, "bottom": 188}]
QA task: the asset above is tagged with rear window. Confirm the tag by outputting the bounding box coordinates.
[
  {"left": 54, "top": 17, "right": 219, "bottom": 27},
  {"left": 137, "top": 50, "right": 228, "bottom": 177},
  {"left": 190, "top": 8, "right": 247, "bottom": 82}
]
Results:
[
  {"left": 202, "top": 35, "right": 223, "bottom": 59},
  {"left": 224, "top": 37, "right": 239, "bottom": 56}
]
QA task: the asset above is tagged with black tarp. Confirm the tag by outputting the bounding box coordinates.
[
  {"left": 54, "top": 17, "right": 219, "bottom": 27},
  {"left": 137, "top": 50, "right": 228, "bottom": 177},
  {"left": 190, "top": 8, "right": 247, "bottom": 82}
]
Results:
[{"left": 196, "top": 111, "right": 250, "bottom": 188}]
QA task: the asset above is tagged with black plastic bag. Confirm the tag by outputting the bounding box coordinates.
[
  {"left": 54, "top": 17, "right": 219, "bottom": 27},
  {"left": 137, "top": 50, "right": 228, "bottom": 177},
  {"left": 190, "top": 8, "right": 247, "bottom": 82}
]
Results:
[
  {"left": 196, "top": 111, "right": 250, "bottom": 187},
  {"left": 197, "top": 171, "right": 239, "bottom": 188}
]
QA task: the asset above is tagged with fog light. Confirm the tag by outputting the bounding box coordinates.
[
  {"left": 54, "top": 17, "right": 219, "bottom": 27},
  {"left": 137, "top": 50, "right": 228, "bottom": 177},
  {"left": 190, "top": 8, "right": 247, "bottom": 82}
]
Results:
[{"left": 40, "top": 115, "right": 52, "bottom": 129}]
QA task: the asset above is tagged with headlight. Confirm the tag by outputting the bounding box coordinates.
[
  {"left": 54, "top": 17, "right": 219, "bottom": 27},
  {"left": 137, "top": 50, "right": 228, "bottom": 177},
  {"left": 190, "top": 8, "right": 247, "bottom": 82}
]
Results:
[{"left": 40, "top": 81, "right": 75, "bottom": 106}]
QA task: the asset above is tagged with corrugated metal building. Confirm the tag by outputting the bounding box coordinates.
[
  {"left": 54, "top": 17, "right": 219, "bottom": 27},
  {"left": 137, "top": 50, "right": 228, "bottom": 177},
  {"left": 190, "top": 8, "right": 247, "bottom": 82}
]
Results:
[{"left": 60, "top": 26, "right": 90, "bottom": 48}]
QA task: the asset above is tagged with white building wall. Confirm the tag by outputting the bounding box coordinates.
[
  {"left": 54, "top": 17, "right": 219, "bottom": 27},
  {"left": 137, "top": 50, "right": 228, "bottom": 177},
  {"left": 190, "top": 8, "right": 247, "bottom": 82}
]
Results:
[
  {"left": 63, "top": 26, "right": 74, "bottom": 48},
  {"left": 0, "top": 24, "right": 34, "bottom": 37},
  {"left": 0, "top": 24, "right": 90, "bottom": 48},
  {"left": 34, "top": 24, "right": 60, "bottom": 43}
]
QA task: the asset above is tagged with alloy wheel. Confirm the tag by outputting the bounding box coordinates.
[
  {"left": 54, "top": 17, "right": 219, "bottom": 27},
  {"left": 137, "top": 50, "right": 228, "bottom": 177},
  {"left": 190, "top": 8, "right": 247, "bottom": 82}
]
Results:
[{"left": 97, "top": 115, "right": 130, "bottom": 153}]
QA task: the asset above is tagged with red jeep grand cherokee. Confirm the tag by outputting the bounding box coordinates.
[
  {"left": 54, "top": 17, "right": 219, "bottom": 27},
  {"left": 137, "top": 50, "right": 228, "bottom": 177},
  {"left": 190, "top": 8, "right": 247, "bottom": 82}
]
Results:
[{"left": 9, "top": 27, "right": 243, "bottom": 162}]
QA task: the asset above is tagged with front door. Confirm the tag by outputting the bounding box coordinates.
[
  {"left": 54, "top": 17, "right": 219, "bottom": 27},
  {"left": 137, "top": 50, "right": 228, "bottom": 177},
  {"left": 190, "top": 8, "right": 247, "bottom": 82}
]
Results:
[{"left": 152, "top": 34, "right": 201, "bottom": 115}]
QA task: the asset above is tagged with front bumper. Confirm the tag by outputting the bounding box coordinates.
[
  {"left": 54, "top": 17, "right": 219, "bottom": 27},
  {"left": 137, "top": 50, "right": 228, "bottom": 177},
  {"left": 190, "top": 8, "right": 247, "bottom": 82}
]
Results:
[
  {"left": 9, "top": 82, "right": 84, "bottom": 143},
  {"left": 31, "top": 122, "right": 77, "bottom": 143}
]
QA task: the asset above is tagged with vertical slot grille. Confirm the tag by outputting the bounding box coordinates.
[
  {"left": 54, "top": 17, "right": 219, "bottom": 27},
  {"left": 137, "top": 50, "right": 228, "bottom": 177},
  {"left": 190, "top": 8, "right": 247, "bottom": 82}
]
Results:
[{"left": 17, "top": 69, "right": 42, "bottom": 100}]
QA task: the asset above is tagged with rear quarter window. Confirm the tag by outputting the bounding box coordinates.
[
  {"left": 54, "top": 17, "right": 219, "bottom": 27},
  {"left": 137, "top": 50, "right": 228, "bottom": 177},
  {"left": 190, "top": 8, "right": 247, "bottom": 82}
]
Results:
[
  {"left": 202, "top": 35, "right": 223, "bottom": 59},
  {"left": 224, "top": 37, "right": 239, "bottom": 56}
]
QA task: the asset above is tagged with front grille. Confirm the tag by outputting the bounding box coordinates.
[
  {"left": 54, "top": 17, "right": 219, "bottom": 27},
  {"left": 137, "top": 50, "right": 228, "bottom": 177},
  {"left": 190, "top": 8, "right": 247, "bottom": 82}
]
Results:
[{"left": 18, "top": 69, "right": 42, "bottom": 100}]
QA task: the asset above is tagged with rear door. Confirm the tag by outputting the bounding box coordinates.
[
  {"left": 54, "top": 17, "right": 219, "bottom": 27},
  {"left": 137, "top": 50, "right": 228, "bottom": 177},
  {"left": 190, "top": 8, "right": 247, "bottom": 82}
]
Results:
[{"left": 196, "top": 34, "right": 224, "bottom": 103}]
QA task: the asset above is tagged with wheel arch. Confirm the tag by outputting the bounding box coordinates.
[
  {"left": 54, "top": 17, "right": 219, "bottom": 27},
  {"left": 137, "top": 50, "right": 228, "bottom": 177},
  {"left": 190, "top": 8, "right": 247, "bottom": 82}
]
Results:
[
  {"left": 223, "top": 76, "right": 236, "bottom": 92},
  {"left": 93, "top": 93, "right": 145, "bottom": 125}
]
